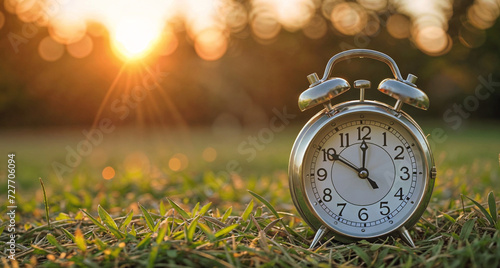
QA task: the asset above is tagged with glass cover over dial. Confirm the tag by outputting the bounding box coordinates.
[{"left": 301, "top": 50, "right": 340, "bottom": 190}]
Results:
[{"left": 302, "top": 111, "right": 427, "bottom": 238}]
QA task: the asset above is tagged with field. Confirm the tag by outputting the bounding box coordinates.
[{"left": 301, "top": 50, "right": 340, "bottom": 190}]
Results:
[{"left": 1, "top": 120, "right": 500, "bottom": 267}]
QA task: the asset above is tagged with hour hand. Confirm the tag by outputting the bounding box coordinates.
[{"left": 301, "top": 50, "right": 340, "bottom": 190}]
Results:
[{"left": 366, "top": 177, "right": 379, "bottom": 189}]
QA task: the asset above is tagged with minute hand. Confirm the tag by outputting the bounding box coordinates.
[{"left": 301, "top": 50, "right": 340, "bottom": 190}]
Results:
[
  {"left": 330, "top": 153, "right": 379, "bottom": 189},
  {"left": 331, "top": 153, "right": 360, "bottom": 171}
]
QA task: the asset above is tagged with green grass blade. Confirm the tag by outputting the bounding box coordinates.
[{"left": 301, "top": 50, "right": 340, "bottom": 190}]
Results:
[
  {"left": 241, "top": 199, "right": 254, "bottom": 221},
  {"left": 248, "top": 190, "right": 279, "bottom": 219},
  {"left": 46, "top": 233, "right": 65, "bottom": 252},
  {"left": 198, "top": 222, "right": 215, "bottom": 242},
  {"left": 442, "top": 213, "right": 456, "bottom": 224},
  {"left": 215, "top": 223, "right": 239, "bottom": 238},
  {"left": 459, "top": 219, "right": 476, "bottom": 240},
  {"left": 222, "top": 206, "right": 232, "bottom": 222},
  {"left": 93, "top": 237, "right": 107, "bottom": 250},
  {"left": 167, "top": 198, "right": 190, "bottom": 219},
  {"left": 156, "top": 221, "right": 168, "bottom": 244},
  {"left": 98, "top": 205, "right": 119, "bottom": 229},
  {"left": 487, "top": 191, "right": 497, "bottom": 223},
  {"left": 119, "top": 210, "right": 134, "bottom": 230},
  {"left": 139, "top": 203, "right": 156, "bottom": 232},
  {"left": 130, "top": 224, "right": 137, "bottom": 236},
  {"left": 39, "top": 178, "right": 51, "bottom": 229},
  {"left": 136, "top": 233, "right": 152, "bottom": 250},
  {"left": 192, "top": 202, "right": 200, "bottom": 217},
  {"left": 159, "top": 200, "right": 167, "bottom": 216},
  {"left": 61, "top": 227, "right": 76, "bottom": 242},
  {"left": 351, "top": 245, "right": 371, "bottom": 265},
  {"left": 98, "top": 205, "right": 125, "bottom": 238},
  {"left": 187, "top": 216, "right": 199, "bottom": 242},
  {"left": 465, "top": 195, "right": 495, "bottom": 226},
  {"left": 147, "top": 245, "right": 159, "bottom": 268},
  {"left": 198, "top": 202, "right": 212, "bottom": 216},
  {"left": 80, "top": 209, "right": 106, "bottom": 230}
]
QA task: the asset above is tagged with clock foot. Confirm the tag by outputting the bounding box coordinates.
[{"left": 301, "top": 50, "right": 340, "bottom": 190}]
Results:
[
  {"left": 398, "top": 226, "right": 415, "bottom": 248},
  {"left": 309, "top": 225, "right": 328, "bottom": 249}
]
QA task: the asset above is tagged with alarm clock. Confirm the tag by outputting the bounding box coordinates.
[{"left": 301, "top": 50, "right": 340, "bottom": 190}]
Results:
[{"left": 289, "top": 49, "right": 436, "bottom": 248}]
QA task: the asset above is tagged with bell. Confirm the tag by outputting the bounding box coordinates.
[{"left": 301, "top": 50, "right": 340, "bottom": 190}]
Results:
[
  {"left": 298, "top": 73, "right": 351, "bottom": 112},
  {"left": 378, "top": 74, "right": 429, "bottom": 111}
]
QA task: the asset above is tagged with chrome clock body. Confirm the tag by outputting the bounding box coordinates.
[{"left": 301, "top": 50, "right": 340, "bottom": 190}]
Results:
[{"left": 289, "top": 49, "right": 436, "bottom": 248}]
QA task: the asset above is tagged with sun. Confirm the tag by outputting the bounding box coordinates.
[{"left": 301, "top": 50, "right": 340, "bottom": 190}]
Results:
[{"left": 111, "top": 18, "right": 161, "bottom": 60}]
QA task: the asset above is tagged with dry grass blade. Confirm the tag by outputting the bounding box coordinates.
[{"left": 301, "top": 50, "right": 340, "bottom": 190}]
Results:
[{"left": 74, "top": 228, "right": 87, "bottom": 252}]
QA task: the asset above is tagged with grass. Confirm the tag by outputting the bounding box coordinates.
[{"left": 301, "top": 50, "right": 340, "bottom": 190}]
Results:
[{"left": 1, "top": 122, "right": 500, "bottom": 267}]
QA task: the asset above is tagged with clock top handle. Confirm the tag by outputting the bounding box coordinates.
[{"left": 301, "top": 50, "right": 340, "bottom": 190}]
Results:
[
  {"left": 299, "top": 49, "right": 429, "bottom": 112},
  {"left": 320, "top": 49, "right": 404, "bottom": 81}
]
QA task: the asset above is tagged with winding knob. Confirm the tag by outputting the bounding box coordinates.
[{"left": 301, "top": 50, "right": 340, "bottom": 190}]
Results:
[
  {"left": 298, "top": 72, "right": 351, "bottom": 112},
  {"left": 354, "top": 79, "right": 371, "bottom": 102}
]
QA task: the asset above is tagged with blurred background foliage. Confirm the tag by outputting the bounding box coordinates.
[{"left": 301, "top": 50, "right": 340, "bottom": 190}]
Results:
[{"left": 0, "top": 0, "right": 499, "bottom": 130}]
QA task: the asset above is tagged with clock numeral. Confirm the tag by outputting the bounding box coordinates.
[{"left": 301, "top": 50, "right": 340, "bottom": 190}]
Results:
[
  {"left": 400, "top": 166, "right": 410, "bottom": 180},
  {"left": 337, "top": 203, "right": 346, "bottom": 216},
  {"left": 340, "top": 133, "right": 350, "bottom": 147},
  {"left": 317, "top": 168, "right": 327, "bottom": 181},
  {"left": 322, "top": 188, "right": 332, "bottom": 202},
  {"left": 394, "top": 187, "right": 404, "bottom": 200},
  {"left": 394, "top": 146, "right": 405, "bottom": 160},
  {"left": 357, "top": 126, "right": 372, "bottom": 140},
  {"left": 358, "top": 208, "right": 369, "bottom": 221},
  {"left": 380, "top": 201, "right": 390, "bottom": 215},
  {"left": 321, "top": 148, "right": 336, "bottom": 162},
  {"left": 382, "top": 132, "right": 387, "bottom": 146}
]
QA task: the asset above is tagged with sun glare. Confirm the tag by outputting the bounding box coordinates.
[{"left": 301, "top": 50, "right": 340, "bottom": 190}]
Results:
[{"left": 112, "top": 18, "right": 161, "bottom": 60}]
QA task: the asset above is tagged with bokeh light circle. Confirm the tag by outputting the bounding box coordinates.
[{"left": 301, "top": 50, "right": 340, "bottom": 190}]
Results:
[
  {"left": 202, "top": 147, "right": 217, "bottom": 162},
  {"left": 38, "top": 36, "right": 65, "bottom": 61},
  {"left": 169, "top": 153, "right": 188, "bottom": 172},
  {"left": 387, "top": 14, "right": 411, "bottom": 39},
  {"left": 67, "top": 35, "right": 93, "bottom": 58},
  {"left": 331, "top": 2, "right": 367, "bottom": 36},
  {"left": 102, "top": 166, "right": 116, "bottom": 180},
  {"left": 49, "top": 14, "right": 87, "bottom": 44},
  {"left": 194, "top": 28, "right": 228, "bottom": 61},
  {"left": 303, "top": 14, "right": 328, "bottom": 39},
  {"left": 414, "top": 26, "right": 452, "bottom": 56}
]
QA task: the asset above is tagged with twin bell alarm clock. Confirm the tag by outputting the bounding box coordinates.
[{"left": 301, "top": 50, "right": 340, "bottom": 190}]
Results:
[{"left": 288, "top": 49, "right": 436, "bottom": 248}]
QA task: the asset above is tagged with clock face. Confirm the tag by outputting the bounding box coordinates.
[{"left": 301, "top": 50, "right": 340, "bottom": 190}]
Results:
[{"left": 302, "top": 111, "right": 428, "bottom": 238}]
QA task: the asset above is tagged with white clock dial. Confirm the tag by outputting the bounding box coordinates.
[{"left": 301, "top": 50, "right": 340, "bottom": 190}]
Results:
[{"left": 302, "top": 112, "right": 426, "bottom": 238}]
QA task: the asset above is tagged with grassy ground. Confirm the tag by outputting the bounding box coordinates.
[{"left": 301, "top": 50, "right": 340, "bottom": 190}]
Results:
[{"left": 1, "top": 121, "right": 500, "bottom": 267}]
